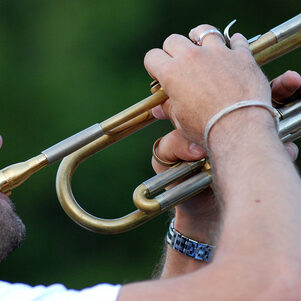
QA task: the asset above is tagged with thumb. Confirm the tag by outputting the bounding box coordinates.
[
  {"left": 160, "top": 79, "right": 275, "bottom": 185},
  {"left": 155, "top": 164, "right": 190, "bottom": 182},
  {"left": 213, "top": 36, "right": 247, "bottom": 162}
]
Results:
[{"left": 152, "top": 130, "right": 206, "bottom": 174}]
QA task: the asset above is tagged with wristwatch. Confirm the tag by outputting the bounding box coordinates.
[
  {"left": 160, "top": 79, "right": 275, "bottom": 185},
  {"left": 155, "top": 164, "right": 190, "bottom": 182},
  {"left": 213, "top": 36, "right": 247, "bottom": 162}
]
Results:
[{"left": 166, "top": 218, "right": 215, "bottom": 262}]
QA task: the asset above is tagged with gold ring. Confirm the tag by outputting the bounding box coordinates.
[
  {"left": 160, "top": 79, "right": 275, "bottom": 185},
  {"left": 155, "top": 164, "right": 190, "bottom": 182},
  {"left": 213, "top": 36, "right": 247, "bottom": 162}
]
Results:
[{"left": 152, "top": 138, "right": 182, "bottom": 167}]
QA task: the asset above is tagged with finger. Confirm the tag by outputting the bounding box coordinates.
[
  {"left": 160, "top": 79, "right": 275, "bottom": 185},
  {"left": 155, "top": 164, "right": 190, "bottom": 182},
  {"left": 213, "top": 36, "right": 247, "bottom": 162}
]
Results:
[
  {"left": 0, "top": 136, "right": 2, "bottom": 149},
  {"left": 144, "top": 48, "right": 172, "bottom": 82},
  {"left": 284, "top": 142, "right": 299, "bottom": 162},
  {"left": 156, "top": 100, "right": 186, "bottom": 134},
  {"left": 189, "top": 24, "right": 226, "bottom": 47},
  {"left": 152, "top": 105, "right": 168, "bottom": 120},
  {"left": 152, "top": 130, "right": 206, "bottom": 174},
  {"left": 271, "top": 71, "right": 301, "bottom": 102},
  {"left": 146, "top": 69, "right": 156, "bottom": 81},
  {"left": 163, "top": 34, "right": 196, "bottom": 57},
  {"left": 230, "top": 33, "right": 251, "bottom": 53},
  {"left": 152, "top": 97, "right": 172, "bottom": 120},
  {"left": 152, "top": 100, "right": 183, "bottom": 134}
]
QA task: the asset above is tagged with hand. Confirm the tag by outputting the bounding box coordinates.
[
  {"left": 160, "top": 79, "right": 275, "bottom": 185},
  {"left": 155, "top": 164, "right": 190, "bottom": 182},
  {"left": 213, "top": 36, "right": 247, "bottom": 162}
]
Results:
[
  {"left": 271, "top": 70, "right": 301, "bottom": 104},
  {"left": 145, "top": 25, "right": 270, "bottom": 144},
  {"left": 151, "top": 70, "right": 301, "bottom": 243},
  {"left": 271, "top": 70, "right": 301, "bottom": 161},
  {"left": 152, "top": 130, "right": 219, "bottom": 243}
]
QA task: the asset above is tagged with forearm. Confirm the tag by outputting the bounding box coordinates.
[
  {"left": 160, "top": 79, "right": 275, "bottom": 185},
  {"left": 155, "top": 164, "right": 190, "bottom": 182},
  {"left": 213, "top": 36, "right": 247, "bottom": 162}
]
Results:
[
  {"left": 210, "top": 108, "right": 301, "bottom": 269},
  {"left": 160, "top": 207, "right": 218, "bottom": 278}
]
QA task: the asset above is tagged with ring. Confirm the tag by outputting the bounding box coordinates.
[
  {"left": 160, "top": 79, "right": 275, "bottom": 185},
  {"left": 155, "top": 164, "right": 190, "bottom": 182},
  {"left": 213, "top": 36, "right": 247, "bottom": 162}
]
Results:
[
  {"left": 152, "top": 138, "right": 182, "bottom": 167},
  {"left": 197, "top": 29, "right": 226, "bottom": 46}
]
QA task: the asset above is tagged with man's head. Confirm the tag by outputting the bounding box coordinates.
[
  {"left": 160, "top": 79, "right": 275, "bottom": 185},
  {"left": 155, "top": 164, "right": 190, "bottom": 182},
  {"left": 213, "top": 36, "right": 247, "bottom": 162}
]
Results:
[{"left": 0, "top": 193, "right": 25, "bottom": 262}]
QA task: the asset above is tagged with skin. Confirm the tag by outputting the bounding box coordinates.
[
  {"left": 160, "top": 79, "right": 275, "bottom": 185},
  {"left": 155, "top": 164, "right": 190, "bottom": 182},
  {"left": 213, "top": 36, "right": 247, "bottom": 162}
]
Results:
[
  {"left": 151, "top": 71, "right": 300, "bottom": 278},
  {"left": 119, "top": 26, "right": 301, "bottom": 300}
]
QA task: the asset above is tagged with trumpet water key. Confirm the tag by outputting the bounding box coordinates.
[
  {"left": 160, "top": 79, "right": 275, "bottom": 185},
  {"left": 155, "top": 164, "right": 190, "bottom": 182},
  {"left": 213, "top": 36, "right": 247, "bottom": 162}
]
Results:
[{"left": 0, "top": 14, "right": 301, "bottom": 234}]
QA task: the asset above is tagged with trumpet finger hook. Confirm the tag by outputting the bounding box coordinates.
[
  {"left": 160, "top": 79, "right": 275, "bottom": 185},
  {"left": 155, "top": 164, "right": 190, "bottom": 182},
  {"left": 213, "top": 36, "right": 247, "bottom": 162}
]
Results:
[
  {"left": 224, "top": 19, "right": 237, "bottom": 45},
  {"left": 224, "top": 19, "right": 261, "bottom": 46}
]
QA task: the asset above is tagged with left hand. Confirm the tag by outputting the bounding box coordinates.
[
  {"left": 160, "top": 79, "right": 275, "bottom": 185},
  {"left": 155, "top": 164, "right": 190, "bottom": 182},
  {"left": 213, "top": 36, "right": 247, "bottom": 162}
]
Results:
[
  {"left": 151, "top": 70, "right": 301, "bottom": 243},
  {"left": 152, "top": 130, "right": 219, "bottom": 243},
  {"left": 145, "top": 25, "right": 270, "bottom": 145}
]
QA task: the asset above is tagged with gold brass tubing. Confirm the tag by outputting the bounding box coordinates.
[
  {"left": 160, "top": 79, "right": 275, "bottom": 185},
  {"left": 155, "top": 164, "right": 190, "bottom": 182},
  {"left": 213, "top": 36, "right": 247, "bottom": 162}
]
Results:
[
  {"left": 56, "top": 113, "right": 161, "bottom": 234},
  {"left": 133, "top": 184, "right": 161, "bottom": 213},
  {"left": 57, "top": 151, "right": 159, "bottom": 234},
  {"left": 101, "top": 88, "right": 168, "bottom": 133},
  {"left": 107, "top": 111, "right": 151, "bottom": 135},
  {"left": 250, "top": 32, "right": 277, "bottom": 55},
  {"left": 254, "top": 33, "right": 301, "bottom": 66},
  {"left": 0, "top": 154, "right": 48, "bottom": 195}
]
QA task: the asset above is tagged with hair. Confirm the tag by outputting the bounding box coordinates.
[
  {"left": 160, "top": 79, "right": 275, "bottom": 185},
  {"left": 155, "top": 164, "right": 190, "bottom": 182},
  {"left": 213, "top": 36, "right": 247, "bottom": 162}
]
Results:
[{"left": 0, "top": 202, "right": 25, "bottom": 262}]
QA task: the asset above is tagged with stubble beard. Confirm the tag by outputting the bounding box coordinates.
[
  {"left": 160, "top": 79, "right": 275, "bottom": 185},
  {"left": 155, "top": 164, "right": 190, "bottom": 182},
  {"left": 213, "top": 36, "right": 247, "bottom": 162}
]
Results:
[{"left": 0, "top": 194, "right": 26, "bottom": 262}]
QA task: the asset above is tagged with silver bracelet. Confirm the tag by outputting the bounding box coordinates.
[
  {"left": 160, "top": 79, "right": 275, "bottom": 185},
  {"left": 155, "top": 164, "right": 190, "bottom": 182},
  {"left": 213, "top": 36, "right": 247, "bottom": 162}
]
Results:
[
  {"left": 166, "top": 218, "right": 215, "bottom": 262},
  {"left": 204, "top": 100, "right": 280, "bottom": 150}
]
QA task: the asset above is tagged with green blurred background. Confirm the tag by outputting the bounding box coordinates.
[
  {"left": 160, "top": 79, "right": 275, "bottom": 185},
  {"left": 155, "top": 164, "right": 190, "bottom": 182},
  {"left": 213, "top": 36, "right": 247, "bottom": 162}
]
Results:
[{"left": 0, "top": 0, "right": 300, "bottom": 289}]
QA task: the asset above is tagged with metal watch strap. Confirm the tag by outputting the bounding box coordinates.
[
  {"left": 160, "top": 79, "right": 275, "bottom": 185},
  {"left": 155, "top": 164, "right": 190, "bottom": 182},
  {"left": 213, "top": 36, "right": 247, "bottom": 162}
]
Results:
[{"left": 166, "top": 218, "right": 215, "bottom": 262}]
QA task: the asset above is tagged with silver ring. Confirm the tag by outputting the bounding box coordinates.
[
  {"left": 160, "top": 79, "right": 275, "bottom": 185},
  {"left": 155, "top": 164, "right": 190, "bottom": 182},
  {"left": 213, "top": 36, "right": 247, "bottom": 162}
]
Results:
[{"left": 197, "top": 29, "right": 226, "bottom": 46}]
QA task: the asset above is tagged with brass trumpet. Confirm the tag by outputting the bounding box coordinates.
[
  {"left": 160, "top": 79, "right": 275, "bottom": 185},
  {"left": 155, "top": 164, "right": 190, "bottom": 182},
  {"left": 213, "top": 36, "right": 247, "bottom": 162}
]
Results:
[{"left": 0, "top": 14, "right": 301, "bottom": 234}]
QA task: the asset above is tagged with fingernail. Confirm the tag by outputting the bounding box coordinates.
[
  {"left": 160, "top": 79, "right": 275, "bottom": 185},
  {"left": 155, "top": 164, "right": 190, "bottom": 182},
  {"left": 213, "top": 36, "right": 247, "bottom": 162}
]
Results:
[
  {"left": 189, "top": 142, "right": 204, "bottom": 155},
  {"left": 152, "top": 105, "right": 167, "bottom": 119}
]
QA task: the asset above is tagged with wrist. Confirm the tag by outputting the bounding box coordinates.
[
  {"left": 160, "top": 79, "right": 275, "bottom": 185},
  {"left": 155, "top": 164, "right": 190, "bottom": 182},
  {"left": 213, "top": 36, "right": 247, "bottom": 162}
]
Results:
[
  {"left": 208, "top": 107, "right": 278, "bottom": 161},
  {"left": 167, "top": 218, "right": 215, "bottom": 262},
  {"left": 206, "top": 106, "right": 283, "bottom": 208},
  {"left": 174, "top": 209, "right": 217, "bottom": 244}
]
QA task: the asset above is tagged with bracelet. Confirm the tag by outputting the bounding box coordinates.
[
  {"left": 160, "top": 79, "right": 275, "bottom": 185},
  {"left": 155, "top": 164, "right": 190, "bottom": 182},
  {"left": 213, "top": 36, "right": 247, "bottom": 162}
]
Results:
[
  {"left": 166, "top": 218, "right": 215, "bottom": 262},
  {"left": 204, "top": 100, "right": 280, "bottom": 150}
]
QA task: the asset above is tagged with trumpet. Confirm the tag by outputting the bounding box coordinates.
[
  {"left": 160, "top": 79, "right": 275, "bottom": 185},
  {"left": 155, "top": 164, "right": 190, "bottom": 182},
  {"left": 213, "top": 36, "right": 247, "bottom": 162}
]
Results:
[{"left": 1, "top": 14, "right": 301, "bottom": 234}]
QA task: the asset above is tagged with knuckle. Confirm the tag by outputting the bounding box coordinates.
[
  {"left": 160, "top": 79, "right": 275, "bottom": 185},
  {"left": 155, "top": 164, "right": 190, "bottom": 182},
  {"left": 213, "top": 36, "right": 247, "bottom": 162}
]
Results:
[
  {"left": 231, "top": 32, "right": 247, "bottom": 43},
  {"left": 163, "top": 33, "right": 181, "bottom": 49},
  {"left": 190, "top": 24, "right": 216, "bottom": 39},
  {"left": 191, "top": 24, "right": 212, "bottom": 33},
  {"left": 144, "top": 48, "right": 160, "bottom": 66},
  {"left": 284, "top": 70, "right": 299, "bottom": 79},
  {"left": 284, "top": 70, "right": 293, "bottom": 78},
  {"left": 169, "top": 130, "right": 179, "bottom": 143},
  {"left": 168, "top": 33, "right": 181, "bottom": 40}
]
